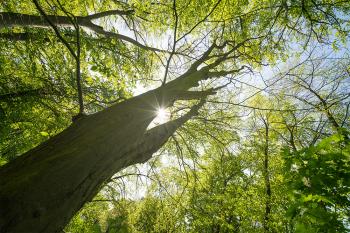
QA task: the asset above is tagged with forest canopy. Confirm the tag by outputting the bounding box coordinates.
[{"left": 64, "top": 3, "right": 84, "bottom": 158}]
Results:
[{"left": 0, "top": 0, "right": 349, "bottom": 232}]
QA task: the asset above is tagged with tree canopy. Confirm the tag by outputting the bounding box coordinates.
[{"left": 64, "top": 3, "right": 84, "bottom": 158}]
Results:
[{"left": 0, "top": 0, "right": 349, "bottom": 232}]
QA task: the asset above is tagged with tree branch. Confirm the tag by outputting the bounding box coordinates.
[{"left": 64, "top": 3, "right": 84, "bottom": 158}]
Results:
[
  {"left": 55, "top": 0, "right": 84, "bottom": 115},
  {"left": 0, "top": 10, "right": 166, "bottom": 53},
  {"left": 128, "top": 99, "right": 206, "bottom": 164},
  {"left": 162, "top": 0, "right": 179, "bottom": 85},
  {"left": 85, "top": 9, "right": 134, "bottom": 20},
  {"left": 31, "top": 0, "right": 77, "bottom": 59},
  {"left": 32, "top": 0, "right": 84, "bottom": 115}
]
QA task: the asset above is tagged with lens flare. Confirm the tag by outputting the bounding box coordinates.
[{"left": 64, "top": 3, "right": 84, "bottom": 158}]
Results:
[{"left": 157, "top": 108, "right": 167, "bottom": 121}]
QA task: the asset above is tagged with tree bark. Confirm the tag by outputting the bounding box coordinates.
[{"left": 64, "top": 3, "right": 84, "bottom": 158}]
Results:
[
  {"left": 0, "top": 11, "right": 164, "bottom": 52},
  {"left": 0, "top": 68, "right": 212, "bottom": 232},
  {"left": 0, "top": 25, "right": 238, "bottom": 231},
  {"left": 0, "top": 11, "right": 131, "bottom": 29}
]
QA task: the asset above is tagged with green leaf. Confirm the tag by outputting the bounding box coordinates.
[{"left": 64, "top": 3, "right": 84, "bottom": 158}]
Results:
[{"left": 40, "top": 131, "right": 49, "bottom": 137}]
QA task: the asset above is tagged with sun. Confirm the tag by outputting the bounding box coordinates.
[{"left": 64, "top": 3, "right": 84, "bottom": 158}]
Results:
[
  {"left": 157, "top": 108, "right": 167, "bottom": 120},
  {"left": 152, "top": 107, "right": 170, "bottom": 125}
]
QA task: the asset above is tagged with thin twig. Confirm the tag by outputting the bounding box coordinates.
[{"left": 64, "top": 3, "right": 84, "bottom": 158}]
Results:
[{"left": 162, "top": 0, "right": 179, "bottom": 85}]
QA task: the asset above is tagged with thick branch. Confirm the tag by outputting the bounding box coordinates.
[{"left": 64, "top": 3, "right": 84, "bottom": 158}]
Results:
[
  {"left": 0, "top": 9, "right": 132, "bottom": 28},
  {"left": 188, "top": 42, "right": 218, "bottom": 71},
  {"left": 0, "top": 10, "right": 163, "bottom": 52},
  {"left": 130, "top": 99, "right": 206, "bottom": 164},
  {"left": 86, "top": 25, "right": 165, "bottom": 52}
]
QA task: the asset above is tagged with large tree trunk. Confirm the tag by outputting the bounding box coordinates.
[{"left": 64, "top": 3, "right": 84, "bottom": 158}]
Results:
[
  {"left": 0, "top": 11, "right": 229, "bottom": 228},
  {"left": 0, "top": 68, "right": 212, "bottom": 232}
]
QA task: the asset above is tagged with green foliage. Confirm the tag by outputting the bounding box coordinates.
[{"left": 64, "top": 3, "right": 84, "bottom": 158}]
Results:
[
  {"left": 0, "top": 0, "right": 159, "bottom": 164},
  {"left": 65, "top": 201, "right": 108, "bottom": 233},
  {"left": 1, "top": 0, "right": 350, "bottom": 232},
  {"left": 284, "top": 134, "right": 350, "bottom": 232}
]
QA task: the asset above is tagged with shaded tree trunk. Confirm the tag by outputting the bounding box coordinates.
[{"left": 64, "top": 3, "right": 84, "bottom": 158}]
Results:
[
  {"left": 0, "top": 14, "right": 236, "bottom": 229},
  {"left": 0, "top": 67, "right": 213, "bottom": 232}
]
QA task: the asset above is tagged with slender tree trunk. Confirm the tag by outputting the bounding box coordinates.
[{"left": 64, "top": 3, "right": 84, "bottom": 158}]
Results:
[
  {"left": 0, "top": 68, "right": 212, "bottom": 232},
  {"left": 262, "top": 119, "right": 271, "bottom": 233}
]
